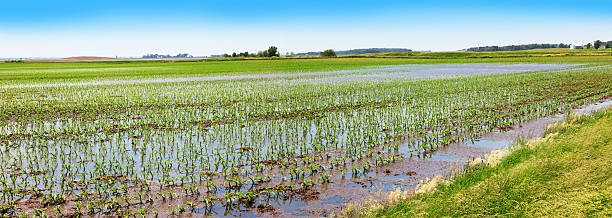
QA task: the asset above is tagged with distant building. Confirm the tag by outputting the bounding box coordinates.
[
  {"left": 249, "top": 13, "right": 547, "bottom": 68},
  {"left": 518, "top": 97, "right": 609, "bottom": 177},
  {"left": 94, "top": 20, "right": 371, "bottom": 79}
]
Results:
[{"left": 571, "top": 45, "right": 584, "bottom": 49}]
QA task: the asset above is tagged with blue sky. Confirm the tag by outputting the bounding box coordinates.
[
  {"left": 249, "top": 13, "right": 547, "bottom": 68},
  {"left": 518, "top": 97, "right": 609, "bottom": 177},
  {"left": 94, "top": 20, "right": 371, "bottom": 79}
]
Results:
[{"left": 1, "top": 0, "right": 611, "bottom": 58}]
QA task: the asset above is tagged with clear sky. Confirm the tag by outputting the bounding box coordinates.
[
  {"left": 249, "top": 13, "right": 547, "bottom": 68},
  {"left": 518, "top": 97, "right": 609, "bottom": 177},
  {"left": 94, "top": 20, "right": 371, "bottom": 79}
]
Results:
[{"left": 1, "top": 0, "right": 611, "bottom": 58}]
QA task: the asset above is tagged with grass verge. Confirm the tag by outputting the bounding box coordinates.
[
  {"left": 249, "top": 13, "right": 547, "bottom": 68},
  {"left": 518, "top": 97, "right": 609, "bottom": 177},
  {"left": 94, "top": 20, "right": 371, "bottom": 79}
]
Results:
[{"left": 365, "top": 108, "right": 612, "bottom": 217}]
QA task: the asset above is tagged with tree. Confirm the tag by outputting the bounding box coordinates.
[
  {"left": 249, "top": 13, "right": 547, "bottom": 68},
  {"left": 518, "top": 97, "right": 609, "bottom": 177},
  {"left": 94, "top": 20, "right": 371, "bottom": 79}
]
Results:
[
  {"left": 586, "top": 43, "right": 592, "bottom": 49},
  {"left": 594, "top": 40, "right": 602, "bottom": 49},
  {"left": 267, "top": 46, "right": 279, "bottom": 57},
  {"left": 320, "top": 49, "right": 337, "bottom": 57},
  {"left": 465, "top": 43, "right": 570, "bottom": 52},
  {"left": 607, "top": 41, "right": 612, "bottom": 49}
]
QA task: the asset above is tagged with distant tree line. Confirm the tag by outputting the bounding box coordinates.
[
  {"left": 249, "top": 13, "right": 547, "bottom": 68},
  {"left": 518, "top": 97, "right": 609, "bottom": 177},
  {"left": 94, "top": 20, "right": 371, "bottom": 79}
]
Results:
[
  {"left": 5, "top": 60, "right": 24, "bottom": 63},
  {"left": 223, "top": 46, "right": 279, "bottom": 58},
  {"left": 575, "top": 40, "right": 611, "bottom": 49},
  {"left": 142, "top": 53, "right": 193, "bottom": 58},
  {"left": 465, "top": 44, "right": 570, "bottom": 52},
  {"left": 295, "top": 48, "right": 412, "bottom": 56}
]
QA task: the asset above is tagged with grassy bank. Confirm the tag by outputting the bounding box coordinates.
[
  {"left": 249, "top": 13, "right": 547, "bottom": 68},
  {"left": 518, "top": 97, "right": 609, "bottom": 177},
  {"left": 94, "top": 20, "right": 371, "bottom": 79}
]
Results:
[{"left": 369, "top": 108, "right": 612, "bottom": 217}]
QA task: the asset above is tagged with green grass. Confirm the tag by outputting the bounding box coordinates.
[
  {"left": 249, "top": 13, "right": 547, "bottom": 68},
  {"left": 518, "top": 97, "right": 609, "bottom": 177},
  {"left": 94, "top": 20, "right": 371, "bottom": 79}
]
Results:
[
  {"left": 2, "top": 49, "right": 612, "bottom": 85},
  {"left": 371, "top": 108, "right": 612, "bottom": 217}
]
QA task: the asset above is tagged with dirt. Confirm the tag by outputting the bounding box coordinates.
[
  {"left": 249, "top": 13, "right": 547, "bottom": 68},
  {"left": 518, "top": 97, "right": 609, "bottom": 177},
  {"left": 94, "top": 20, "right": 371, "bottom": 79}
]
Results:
[
  {"left": 405, "top": 171, "right": 417, "bottom": 176},
  {"left": 62, "top": 56, "right": 115, "bottom": 61},
  {"left": 256, "top": 203, "right": 279, "bottom": 214},
  {"left": 294, "top": 188, "right": 321, "bottom": 201},
  {"left": 18, "top": 56, "right": 209, "bottom": 63}
]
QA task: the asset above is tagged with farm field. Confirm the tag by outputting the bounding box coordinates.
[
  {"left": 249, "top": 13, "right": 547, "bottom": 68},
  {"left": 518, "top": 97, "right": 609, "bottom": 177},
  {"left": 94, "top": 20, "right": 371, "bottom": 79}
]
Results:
[
  {"left": 3, "top": 49, "right": 612, "bottom": 85},
  {"left": 1, "top": 54, "right": 612, "bottom": 216}
]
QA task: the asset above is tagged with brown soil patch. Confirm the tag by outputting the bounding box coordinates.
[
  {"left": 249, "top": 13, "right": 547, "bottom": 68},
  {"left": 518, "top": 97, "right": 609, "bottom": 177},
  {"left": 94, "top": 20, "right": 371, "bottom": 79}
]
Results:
[
  {"left": 294, "top": 188, "right": 320, "bottom": 201},
  {"left": 62, "top": 56, "right": 115, "bottom": 61},
  {"left": 256, "top": 203, "right": 278, "bottom": 214}
]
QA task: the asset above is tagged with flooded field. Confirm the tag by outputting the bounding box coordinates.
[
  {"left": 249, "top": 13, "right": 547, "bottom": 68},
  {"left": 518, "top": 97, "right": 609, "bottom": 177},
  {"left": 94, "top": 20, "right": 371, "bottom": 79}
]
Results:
[
  {"left": 1, "top": 63, "right": 611, "bottom": 217},
  {"left": 2, "top": 63, "right": 582, "bottom": 88}
]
